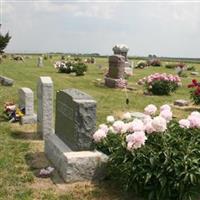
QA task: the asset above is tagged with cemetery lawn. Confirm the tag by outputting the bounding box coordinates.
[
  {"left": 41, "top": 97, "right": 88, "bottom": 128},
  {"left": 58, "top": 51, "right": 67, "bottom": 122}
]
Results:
[{"left": 0, "top": 56, "right": 200, "bottom": 199}]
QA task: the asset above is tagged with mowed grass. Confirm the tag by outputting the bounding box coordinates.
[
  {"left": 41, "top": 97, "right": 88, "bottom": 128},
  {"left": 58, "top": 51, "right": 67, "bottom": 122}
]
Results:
[{"left": 0, "top": 56, "right": 200, "bottom": 199}]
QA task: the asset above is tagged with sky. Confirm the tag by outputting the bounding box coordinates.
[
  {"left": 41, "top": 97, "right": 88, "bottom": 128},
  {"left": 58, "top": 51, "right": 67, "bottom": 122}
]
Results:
[{"left": 1, "top": 0, "right": 200, "bottom": 57}]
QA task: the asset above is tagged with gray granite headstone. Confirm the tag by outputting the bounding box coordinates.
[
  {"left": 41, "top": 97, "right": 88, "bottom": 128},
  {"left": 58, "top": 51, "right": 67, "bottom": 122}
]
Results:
[
  {"left": 55, "top": 89, "right": 96, "bottom": 151},
  {"left": 18, "top": 87, "right": 37, "bottom": 124},
  {"left": 37, "top": 56, "right": 43, "bottom": 67},
  {"left": 174, "top": 99, "right": 189, "bottom": 107},
  {"left": 37, "top": 77, "right": 53, "bottom": 139},
  {"left": 0, "top": 75, "right": 14, "bottom": 86}
]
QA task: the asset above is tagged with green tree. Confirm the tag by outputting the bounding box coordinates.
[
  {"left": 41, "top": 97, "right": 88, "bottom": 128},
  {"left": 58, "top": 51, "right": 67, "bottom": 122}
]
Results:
[{"left": 0, "top": 25, "right": 11, "bottom": 53}]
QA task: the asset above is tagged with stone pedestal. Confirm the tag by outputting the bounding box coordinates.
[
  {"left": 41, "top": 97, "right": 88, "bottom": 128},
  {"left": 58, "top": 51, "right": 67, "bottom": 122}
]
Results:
[
  {"left": 45, "top": 134, "right": 108, "bottom": 183},
  {"left": 18, "top": 87, "right": 37, "bottom": 124},
  {"left": 37, "top": 77, "right": 53, "bottom": 139}
]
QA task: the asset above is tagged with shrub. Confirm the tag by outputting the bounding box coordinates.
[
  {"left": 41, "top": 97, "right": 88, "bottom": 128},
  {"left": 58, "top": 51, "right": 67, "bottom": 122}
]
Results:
[
  {"left": 73, "top": 63, "right": 87, "bottom": 76},
  {"left": 93, "top": 105, "right": 200, "bottom": 200},
  {"left": 187, "top": 66, "right": 196, "bottom": 71},
  {"left": 188, "top": 79, "right": 200, "bottom": 105},
  {"left": 54, "top": 60, "right": 87, "bottom": 76},
  {"left": 138, "top": 73, "right": 181, "bottom": 95}
]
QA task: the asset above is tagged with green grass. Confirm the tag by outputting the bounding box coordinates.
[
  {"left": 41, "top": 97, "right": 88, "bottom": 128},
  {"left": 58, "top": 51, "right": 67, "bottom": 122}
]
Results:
[{"left": 0, "top": 56, "right": 200, "bottom": 199}]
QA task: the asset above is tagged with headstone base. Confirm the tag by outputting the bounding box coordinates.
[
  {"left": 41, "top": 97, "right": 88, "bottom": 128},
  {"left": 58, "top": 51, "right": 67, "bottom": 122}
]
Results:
[
  {"left": 20, "top": 114, "right": 37, "bottom": 125},
  {"left": 105, "top": 77, "right": 119, "bottom": 88},
  {"left": 45, "top": 134, "right": 108, "bottom": 183}
]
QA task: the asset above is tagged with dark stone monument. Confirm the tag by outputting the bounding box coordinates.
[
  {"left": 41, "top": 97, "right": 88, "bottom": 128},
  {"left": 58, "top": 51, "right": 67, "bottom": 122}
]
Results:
[{"left": 55, "top": 89, "right": 96, "bottom": 151}]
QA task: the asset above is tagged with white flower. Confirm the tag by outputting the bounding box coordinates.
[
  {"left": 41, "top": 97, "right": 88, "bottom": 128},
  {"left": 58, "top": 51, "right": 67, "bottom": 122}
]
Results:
[
  {"left": 144, "top": 104, "right": 157, "bottom": 116},
  {"left": 93, "top": 129, "right": 107, "bottom": 142},
  {"left": 106, "top": 115, "right": 115, "bottom": 123},
  {"left": 113, "top": 120, "right": 125, "bottom": 133},
  {"left": 109, "top": 126, "right": 117, "bottom": 134},
  {"left": 145, "top": 122, "right": 155, "bottom": 134},
  {"left": 160, "top": 104, "right": 171, "bottom": 112},
  {"left": 190, "top": 111, "right": 200, "bottom": 118},
  {"left": 159, "top": 110, "right": 173, "bottom": 123},
  {"left": 123, "top": 112, "right": 132, "bottom": 120},
  {"left": 99, "top": 124, "right": 109, "bottom": 134},
  {"left": 143, "top": 115, "right": 152, "bottom": 125},
  {"left": 179, "top": 119, "right": 190, "bottom": 129},
  {"left": 152, "top": 116, "right": 167, "bottom": 133},
  {"left": 128, "top": 119, "right": 145, "bottom": 132},
  {"left": 126, "top": 131, "right": 147, "bottom": 150}
]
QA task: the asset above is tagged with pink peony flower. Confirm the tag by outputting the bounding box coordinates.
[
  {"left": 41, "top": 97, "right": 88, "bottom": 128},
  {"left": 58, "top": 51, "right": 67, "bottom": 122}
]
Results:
[
  {"left": 143, "top": 115, "right": 152, "bottom": 125},
  {"left": 179, "top": 119, "right": 190, "bottom": 129},
  {"left": 126, "top": 131, "right": 147, "bottom": 150},
  {"left": 145, "top": 122, "right": 155, "bottom": 134},
  {"left": 159, "top": 110, "right": 173, "bottom": 123},
  {"left": 93, "top": 129, "right": 107, "bottom": 142},
  {"left": 152, "top": 116, "right": 167, "bottom": 133},
  {"left": 187, "top": 115, "right": 200, "bottom": 128},
  {"left": 99, "top": 124, "right": 109, "bottom": 134},
  {"left": 128, "top": 119, "right": 145, "bottom": 132},
  {"left": 160, "top": 104, "right": 171, "bottom": 112},
  {"left": 106, "top": 115, "right": 115, "bottom": 123},
  {"left": 113, "top": 120, "right": 125, "bottom": 133},
  {"left": 144, "top": 104, "right": 157, "bottom": 116}
]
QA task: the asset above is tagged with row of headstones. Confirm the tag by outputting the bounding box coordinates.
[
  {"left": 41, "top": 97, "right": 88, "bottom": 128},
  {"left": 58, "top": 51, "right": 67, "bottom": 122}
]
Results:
[{"left": 18, "top": 77, "right": 107, "bottom": 182}]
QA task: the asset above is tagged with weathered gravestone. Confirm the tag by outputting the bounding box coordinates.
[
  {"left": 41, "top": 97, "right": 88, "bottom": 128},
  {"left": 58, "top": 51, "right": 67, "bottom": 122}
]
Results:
[
  {"left": 37, "top": 77, "right": 53, "bottom": 139},
  {"left": 105, "top": 55, "right": 126, "bottom": 88},
  {"left": 0, "top": 75, "right": 14, "bottom": 86},
  {"left": 18, "top": 87, "right": 37, "bottom": 124},
  {"left": 37, "top": 56, "right": 43, "bottom": 67},
  {"left": 55, "top": 89, "right": 96, "bottom": 151},
  {"left": 44, "top": 87, "right": 107, "bottom": 183}
]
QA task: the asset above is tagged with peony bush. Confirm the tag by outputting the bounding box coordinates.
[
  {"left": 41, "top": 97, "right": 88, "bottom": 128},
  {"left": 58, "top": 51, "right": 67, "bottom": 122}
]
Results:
[
  {"left": 138, "top": 73, "right": 181, "bottom": 95},
  {"left": 93, "top": 104, "right": 200, "bottom": 200},
  {"left": 188, "top": 79, "right": 200, "bottom": 105}
]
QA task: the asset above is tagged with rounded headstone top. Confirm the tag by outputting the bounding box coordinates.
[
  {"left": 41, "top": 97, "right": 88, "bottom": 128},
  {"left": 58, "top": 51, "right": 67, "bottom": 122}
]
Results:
[{"left": 112, "top": 44, "right": 129, "bottom": 53}]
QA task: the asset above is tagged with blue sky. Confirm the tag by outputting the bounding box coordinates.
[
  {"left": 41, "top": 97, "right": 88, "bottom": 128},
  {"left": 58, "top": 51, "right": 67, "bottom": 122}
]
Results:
[{"left": 1, "top": 0, "right": 200, "bottom": 57}]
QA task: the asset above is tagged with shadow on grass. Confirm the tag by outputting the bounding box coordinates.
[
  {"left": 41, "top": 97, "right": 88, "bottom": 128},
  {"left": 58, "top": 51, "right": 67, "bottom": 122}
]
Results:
[
  {"left": 10, "top": 130, "right": 41, "bottom": 140},
  {"left": 0, "top": 114, "right": 9, "bottom": 123},
  {"left": 25, "top": 151, "right": 141, "bottom": 200}
]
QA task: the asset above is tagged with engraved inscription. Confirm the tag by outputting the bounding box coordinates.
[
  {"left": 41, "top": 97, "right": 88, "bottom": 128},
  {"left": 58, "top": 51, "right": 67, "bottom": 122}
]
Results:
[{"left": 57, "top": 100, "right": 73, "bottom": 120}]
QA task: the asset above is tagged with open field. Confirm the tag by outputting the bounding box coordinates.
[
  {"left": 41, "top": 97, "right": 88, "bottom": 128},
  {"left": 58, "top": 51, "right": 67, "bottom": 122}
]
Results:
[{"left": 0, "top": 56, "right": 200, "bottom": 199}]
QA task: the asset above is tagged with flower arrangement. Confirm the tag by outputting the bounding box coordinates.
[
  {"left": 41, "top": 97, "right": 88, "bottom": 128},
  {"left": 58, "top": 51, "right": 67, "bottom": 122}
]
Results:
[
  {"left": 3, "top": 102, "right": 25, "bottom": 122},
  {"left": 138, "top": 73, "right": 181, "bottom": 95},
  {"left": 93, "top": 104, "right": 200, "bottom": 200},
  {"left": 188, "top": 79, "right": 200, "bottom": 105}
]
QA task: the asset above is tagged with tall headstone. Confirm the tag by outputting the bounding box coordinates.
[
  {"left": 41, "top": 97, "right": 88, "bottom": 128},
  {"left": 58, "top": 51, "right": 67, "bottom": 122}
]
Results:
[
  {"left": 55, "top": 89, "right": 96, "bottom": 151},
  {"left": 37, "top": 77, "right": 53, "bottom": 139},
  {"left": 105, "top": 55, "right": 126, "bottom": 88},
  {"left": 37, "top": 56, "right": 43, "bottom": 67},
  {"left": 18, "top": 87, "right": 37, "bottom": 124}
]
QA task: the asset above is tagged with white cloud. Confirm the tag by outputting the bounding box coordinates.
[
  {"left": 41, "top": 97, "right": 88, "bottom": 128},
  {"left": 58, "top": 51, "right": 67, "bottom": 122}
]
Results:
[{"left": 2, "top": 1, "right": 200, "bottom": 57}]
